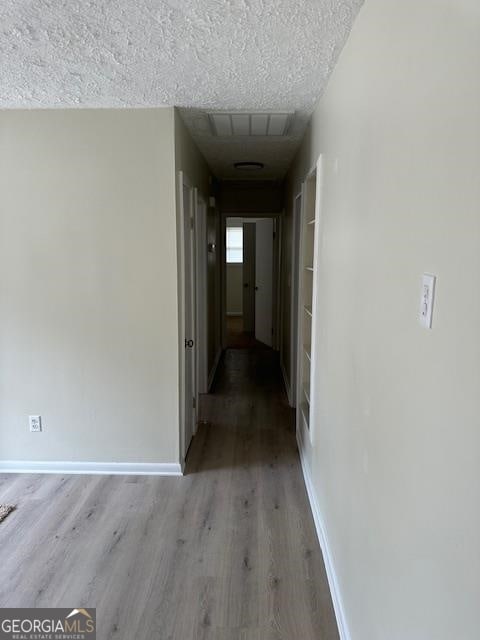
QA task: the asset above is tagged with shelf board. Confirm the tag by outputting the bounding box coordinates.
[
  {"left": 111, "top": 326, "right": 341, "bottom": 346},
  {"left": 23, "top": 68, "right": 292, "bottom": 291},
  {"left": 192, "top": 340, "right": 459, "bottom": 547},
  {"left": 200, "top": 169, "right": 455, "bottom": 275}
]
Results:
[
  {"left": 307, "top": 218, "right": 316, "bottom": 225},
  {"left": 300, "top": 402, "right": 310, "bottom": 429},
  {"left": 303, "top": 386, "right": 310, "bottom": 405},
  {"left": 304, "top": 266, "right": 314, "bottom": 272},
  {"left": 304, "top": 305, "right": 312, "bottom": 317}
]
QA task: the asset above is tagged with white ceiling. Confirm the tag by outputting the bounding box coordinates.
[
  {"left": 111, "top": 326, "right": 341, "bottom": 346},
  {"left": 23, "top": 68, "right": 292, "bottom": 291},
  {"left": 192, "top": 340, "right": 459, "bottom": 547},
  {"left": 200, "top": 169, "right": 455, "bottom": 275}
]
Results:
[{"left": 0, "top": 0, "right": 363, "bottom": 179}]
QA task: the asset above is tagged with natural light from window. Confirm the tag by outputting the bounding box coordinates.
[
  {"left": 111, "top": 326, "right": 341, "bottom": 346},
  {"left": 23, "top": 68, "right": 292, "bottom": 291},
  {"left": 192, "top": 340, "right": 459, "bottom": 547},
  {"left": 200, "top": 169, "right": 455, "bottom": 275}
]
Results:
[{"left": 226, "top": 227, "right": 243, "bottom": 263}]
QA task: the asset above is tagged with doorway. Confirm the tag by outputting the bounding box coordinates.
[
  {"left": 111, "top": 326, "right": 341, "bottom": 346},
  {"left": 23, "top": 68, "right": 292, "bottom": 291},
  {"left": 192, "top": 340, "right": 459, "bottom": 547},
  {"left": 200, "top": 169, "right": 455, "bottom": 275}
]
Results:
[
  {"left": 223, "top": 216, "right": 279, "bottom": 349},
  {"left": 178, "top": 172, "right": 197, "bottom": 461}
]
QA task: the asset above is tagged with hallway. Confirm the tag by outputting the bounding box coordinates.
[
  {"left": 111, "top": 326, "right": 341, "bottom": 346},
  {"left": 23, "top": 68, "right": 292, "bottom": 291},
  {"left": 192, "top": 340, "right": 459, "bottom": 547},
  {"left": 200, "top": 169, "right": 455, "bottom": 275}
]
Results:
[
  {"left": 0, "top": 2, "right": 477, "bottom": 637},
  {"left": 0, "top": 348, "right": 338, "bottom": 640},
  {"left": 189, "top": 348, "right": 339, "bottom": 638}
]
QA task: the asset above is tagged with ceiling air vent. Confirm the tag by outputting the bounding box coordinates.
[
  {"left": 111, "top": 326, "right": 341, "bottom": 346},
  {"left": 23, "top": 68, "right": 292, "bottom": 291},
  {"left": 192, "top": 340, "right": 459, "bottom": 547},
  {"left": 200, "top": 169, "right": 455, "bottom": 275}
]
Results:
[{"left": 208, "top": 112, "right": 293, "bottom": 137}]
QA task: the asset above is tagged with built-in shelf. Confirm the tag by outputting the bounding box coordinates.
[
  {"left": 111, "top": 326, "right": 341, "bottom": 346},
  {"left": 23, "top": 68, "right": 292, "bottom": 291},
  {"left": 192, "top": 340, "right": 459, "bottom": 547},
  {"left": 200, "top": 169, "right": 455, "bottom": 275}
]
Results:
[{"left": 297, "top": 163, "right": 318, "bottom": 440}]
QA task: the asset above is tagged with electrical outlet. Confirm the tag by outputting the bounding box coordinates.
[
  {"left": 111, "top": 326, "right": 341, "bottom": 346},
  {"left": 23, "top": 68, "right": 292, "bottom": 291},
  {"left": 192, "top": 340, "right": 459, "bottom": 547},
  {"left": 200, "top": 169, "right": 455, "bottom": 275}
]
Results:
[{"left": 29, "top": 415, "right": 42, "bottom": 432}]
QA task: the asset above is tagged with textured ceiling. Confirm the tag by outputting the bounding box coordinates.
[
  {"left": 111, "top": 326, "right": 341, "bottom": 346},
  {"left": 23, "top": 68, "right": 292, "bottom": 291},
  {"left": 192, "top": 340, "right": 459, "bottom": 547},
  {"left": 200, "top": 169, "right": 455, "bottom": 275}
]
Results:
[{"left": 0, "top": 0, "right": 363, "bottom": 179}]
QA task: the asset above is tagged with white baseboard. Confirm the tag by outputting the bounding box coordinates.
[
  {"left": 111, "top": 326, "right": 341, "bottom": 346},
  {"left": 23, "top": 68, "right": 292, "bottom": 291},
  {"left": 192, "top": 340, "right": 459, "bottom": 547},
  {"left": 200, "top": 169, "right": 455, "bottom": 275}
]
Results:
[
  {"left": 296, "top": 430, "right": 351, "bottom": 640},
  {"left": 280, "top": 358, "right": 293, "bottom": 406},
  {"left": 226, "top": 312, "right": 243, "bottom": 317},
  {"left": 208, "top": 347, "right": 223, "bottom": 391},
  {"left": 0, "top": 460, "right": 183, "bottom": 476}
]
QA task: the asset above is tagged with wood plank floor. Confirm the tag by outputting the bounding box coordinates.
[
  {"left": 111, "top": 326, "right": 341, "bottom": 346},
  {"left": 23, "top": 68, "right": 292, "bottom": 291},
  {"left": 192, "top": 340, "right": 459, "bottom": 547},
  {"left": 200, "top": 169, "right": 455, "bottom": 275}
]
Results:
[
  {"left": 226, "top": 316, "right": 266, "bottom": 349},
  {"left": 0, "top": 348, "right": 339, "bottom": 640}
]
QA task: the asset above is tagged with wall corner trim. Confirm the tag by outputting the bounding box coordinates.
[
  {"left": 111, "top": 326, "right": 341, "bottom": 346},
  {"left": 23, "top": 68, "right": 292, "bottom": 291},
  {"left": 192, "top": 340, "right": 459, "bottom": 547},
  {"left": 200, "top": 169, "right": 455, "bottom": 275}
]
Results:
[
  {"left": 296, "top": 430, "right": 351, "bottom": 640},
  {"left": 208, "top": 347, "right": 223, "bottom": 391},
  {"left": 0, "top": 461, "right": 183, "bottom": 476},
  {"left": 280, "top": 358, "right": 293, "bottom": 407}
]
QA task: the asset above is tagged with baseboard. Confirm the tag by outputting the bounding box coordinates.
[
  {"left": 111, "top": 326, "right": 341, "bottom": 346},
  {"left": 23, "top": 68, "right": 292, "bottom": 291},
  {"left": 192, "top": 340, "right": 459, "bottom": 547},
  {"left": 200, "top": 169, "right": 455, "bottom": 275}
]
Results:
[
  {"left": 226, "top": 312, "right": 243, "bottom": 317},
  {"left": 208, "top": 347, "right": 223, "bottom": 391},
  {"left": 0, "top": 460, "right": 183, "bottom": 476},
  {"left": 296, "top": 430, "right": 351, "bottom": 640},
  {"left": 280, "top": 358, "right": 293, "bottom": 406}
]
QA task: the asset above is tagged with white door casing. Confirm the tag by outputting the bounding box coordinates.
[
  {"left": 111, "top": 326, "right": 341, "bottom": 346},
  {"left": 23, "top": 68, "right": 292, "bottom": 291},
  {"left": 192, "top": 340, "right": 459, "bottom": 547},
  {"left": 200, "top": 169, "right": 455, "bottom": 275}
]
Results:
[
  {"left": 179, "top": 173, "right": 196, "bottom": 460},
  {"left": 195, "top": 191, "right": 208, "bottom": 396},
  {"left": 255, "top": 218, "right": 274, "bottom": 347}
]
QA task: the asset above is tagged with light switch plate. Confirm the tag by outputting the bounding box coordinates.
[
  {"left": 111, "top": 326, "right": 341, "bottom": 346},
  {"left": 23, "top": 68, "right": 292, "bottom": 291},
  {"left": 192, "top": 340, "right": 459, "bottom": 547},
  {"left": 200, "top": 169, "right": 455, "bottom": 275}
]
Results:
[
  {"left": 29, "top": 415, "right": 42, "bottom": 432},
  {"left": 419, "top": 274, "right": 436, "bottom": 329}
]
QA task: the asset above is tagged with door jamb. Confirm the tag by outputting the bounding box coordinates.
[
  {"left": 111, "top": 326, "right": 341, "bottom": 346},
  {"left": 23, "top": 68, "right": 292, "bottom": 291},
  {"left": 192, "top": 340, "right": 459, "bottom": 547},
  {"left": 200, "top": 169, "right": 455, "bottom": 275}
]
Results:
[
  {"left": 221, "top": 212, "right": 282, "bottom": 350},
  {"left": 194, "top": 190, "right": 208, "bottom": 398},
  {"left": 177, "top": 171, "right": 197, "bottom": 463}
]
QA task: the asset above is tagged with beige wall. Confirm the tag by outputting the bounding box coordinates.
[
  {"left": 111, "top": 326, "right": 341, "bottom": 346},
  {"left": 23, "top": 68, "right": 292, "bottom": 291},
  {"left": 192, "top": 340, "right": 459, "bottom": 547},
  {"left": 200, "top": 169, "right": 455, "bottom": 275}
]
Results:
[
  {"left": 174, "top": 110, "right": 210, "bottom": 199},
  {"left": 0, "top": 108, "right": 180, "bottom": 464},
  {"left": 285, "top": 1, "right": 480, "bottom": 638}
]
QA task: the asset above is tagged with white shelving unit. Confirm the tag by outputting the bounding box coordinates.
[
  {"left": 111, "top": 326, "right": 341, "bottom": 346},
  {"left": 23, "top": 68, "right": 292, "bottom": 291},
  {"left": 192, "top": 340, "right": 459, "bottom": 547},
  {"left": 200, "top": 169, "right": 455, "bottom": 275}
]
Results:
[{"left": 296, "top": 158, "right": 321, "bottom": 443}]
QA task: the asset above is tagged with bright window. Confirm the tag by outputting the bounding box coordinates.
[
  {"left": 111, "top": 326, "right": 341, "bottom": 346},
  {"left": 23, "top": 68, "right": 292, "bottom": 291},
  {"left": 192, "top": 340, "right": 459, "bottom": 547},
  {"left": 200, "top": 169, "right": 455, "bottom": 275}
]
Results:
[{"left": 226, "top": 227, "right": 243, "bottom": 263}]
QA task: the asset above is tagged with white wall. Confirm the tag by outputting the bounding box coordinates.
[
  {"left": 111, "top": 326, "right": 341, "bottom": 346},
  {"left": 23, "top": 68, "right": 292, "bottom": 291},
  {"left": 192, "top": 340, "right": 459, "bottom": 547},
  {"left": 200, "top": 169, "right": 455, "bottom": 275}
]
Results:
[
  {"left": 285, "top": 1, "right": 480, "bottom": 638},
  {"left": 0, "top": 108, "right": 180, "bottom": 464}
]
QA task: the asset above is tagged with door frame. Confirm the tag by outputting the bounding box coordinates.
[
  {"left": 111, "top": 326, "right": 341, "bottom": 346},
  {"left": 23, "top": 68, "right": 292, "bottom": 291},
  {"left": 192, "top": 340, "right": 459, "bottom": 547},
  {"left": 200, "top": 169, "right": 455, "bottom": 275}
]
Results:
[
  {"left": 221, "top": 212, "right": 282, "bottom": 350},
  {"left": 274, "top": 213, "right": 283, "bottom": 353},
  {"left": 194, "top": 190, "right": 208, "bottom": 397},
  {"left": 177, "top": 171, "right": 197, "bottom": 463},
  {"left": 289, "top": 191, "right": 303, "bottom": 407}
]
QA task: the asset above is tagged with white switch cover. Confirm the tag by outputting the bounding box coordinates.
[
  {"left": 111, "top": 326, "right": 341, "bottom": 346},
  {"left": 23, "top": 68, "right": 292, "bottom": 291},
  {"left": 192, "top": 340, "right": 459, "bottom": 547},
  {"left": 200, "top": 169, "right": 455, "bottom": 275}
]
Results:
[
  {"left": 29, "top": 415, "right": 42, "bottom": 432},
  {"left": 419, "top": 274, "right": 436, "bottom": 329}
]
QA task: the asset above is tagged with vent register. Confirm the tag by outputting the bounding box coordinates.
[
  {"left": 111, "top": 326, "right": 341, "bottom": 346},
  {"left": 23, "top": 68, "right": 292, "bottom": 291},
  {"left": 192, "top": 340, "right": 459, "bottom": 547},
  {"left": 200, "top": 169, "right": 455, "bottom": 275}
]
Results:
[{"left": 208, "top": 112, "right": 293, "bottom": 137}]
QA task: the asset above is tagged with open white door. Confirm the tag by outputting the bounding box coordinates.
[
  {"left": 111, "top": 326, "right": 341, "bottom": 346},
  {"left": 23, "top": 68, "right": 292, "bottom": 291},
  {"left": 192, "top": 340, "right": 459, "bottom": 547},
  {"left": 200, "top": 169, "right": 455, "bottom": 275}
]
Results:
[
  {"left": 181, "top": 177, "right": 196, "bottom": 459},
  {"left": 255, "top": 218, "right": 274, "bottom": 347}
]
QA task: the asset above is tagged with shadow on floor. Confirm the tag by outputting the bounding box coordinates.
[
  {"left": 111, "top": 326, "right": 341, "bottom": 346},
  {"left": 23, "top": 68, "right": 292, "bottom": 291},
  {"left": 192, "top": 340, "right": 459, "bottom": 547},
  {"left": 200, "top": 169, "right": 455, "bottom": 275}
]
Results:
[
  {"left": 187, "top": 348, "right": 297, "bottom": 474},
  {"left": 226, "top": 316, "right": 269, "bottom": 349}
]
